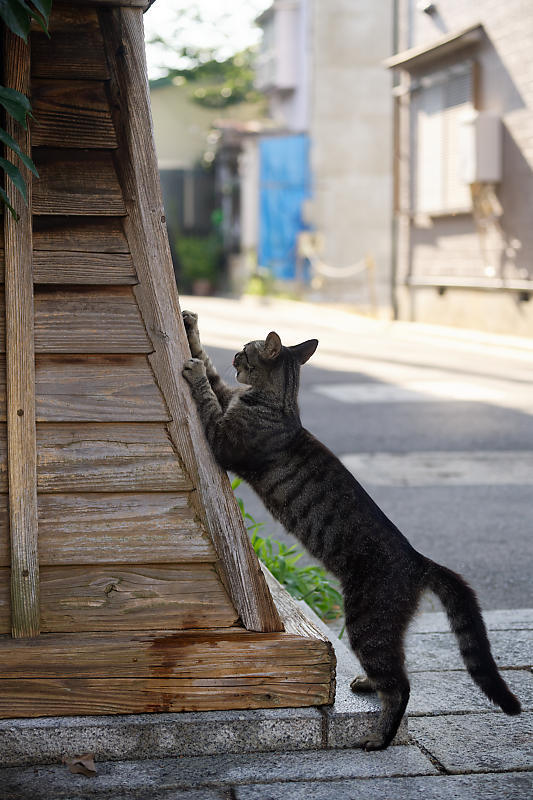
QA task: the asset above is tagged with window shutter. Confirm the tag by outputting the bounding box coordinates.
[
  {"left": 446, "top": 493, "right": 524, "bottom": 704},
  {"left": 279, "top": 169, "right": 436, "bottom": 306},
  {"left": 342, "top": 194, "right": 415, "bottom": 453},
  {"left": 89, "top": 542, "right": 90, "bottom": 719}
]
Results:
[{"left": 414, "top": 64, "right": 473, "bottom": 213}]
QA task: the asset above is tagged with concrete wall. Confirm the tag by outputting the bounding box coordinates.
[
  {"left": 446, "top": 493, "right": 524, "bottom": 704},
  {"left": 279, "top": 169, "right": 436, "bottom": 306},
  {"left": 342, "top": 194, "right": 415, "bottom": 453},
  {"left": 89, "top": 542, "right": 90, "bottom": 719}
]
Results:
[
  {"left": 309, "top": 0, "right": 394, "bottom": 311},
  {"left": 395, "top": 0, "right": 533, "bottom": 335}
]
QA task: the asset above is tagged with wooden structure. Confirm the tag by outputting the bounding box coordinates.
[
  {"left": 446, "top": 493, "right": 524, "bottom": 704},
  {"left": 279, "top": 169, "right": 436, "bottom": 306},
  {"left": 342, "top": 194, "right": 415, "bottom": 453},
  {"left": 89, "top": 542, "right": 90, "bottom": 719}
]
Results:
[{"left": 0, "top": 1, "right": 335, "bottom": 717}]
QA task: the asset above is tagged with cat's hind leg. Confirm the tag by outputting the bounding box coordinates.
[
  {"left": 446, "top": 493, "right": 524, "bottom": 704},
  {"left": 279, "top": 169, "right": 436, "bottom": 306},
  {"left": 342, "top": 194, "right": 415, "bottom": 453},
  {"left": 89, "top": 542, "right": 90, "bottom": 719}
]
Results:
[{"left": 347, "top": 627, "right": 410, "bottom": 751}]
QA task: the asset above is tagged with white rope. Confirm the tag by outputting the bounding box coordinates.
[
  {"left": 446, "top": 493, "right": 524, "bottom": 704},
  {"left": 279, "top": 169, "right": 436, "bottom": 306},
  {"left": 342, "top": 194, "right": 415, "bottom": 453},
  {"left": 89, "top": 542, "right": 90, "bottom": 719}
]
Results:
[{"left": 299, "top": 238, "right": 370, "bottom": 279}]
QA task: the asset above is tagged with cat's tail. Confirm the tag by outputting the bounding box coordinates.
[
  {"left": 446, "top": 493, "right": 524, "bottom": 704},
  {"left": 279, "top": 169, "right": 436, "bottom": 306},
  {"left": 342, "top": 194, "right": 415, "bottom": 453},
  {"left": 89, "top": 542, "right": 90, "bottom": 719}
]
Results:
[{"left": 425, "top": 559, "right": 521, "bottom": 715}]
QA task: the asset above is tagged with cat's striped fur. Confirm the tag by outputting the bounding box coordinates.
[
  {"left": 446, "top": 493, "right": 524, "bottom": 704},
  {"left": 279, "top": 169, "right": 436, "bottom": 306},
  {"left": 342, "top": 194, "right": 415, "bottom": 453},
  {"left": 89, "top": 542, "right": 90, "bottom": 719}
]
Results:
[{"left": 182, "top": 311, "right": 521, "bottom": 750}]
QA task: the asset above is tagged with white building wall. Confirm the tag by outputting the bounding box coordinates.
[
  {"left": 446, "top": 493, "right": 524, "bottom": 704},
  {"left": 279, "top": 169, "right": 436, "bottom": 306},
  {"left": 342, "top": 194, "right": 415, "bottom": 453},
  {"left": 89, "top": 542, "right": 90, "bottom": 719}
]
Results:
[{"left": 309, "top": 0, "right": 394, "bottom": 310}]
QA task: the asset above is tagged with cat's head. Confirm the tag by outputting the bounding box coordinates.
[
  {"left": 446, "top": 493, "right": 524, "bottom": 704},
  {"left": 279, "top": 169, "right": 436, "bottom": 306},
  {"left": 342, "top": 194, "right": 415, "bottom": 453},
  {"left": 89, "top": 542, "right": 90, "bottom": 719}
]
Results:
[{"left": 233, "top": 332, "right": 318, "bottom": 389}]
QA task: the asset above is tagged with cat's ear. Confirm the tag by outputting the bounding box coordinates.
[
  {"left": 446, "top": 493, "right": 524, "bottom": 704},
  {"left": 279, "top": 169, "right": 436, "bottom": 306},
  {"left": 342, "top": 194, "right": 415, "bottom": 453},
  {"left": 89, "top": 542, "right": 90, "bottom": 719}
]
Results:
[
  {"left": 290, "top": 339, "right": 318, "bottom": 365},
  {"left": 263, "top": 331, "right": 282, "bottom": 360}
]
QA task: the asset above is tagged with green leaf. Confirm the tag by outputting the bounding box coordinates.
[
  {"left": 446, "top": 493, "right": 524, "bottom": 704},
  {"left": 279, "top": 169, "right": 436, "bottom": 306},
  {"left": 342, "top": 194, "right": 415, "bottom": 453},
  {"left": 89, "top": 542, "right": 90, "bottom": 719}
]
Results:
[
  {"left": 29, "top": 0, "right": 52, "bottom": 24},
  {"left": 0, "top": 86, "right": 33, "bottom": 128},
  {"left": 0, "top": 0, "right": 31, "bottom": 40},
  {"left": 0, "top": 186, "right": 18, "bottom": 219},
  {"left": 0, "top": 156, "right": 28, "bottom": 203},
  {"left": 0, "top": 127, "right": 39, "bottom": 176}
]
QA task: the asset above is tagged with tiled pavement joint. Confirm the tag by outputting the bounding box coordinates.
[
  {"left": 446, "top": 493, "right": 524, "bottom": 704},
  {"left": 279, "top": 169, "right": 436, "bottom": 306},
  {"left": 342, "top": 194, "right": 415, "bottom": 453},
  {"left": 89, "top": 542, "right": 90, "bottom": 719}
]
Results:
[{"left": 408, "top": 734, "right": 449, "bottom": 775}]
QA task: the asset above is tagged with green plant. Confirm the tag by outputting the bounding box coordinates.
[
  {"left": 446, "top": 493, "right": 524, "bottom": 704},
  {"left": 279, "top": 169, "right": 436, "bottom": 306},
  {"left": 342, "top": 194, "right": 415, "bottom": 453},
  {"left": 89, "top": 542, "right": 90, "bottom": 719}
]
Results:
[
  {"left": 232, "top": 478, "right": 344, "bottom": 623},
  {"left": 175, "top": 232, "right": 222, "bottom": 288},
  {"left": 0, "top": 0, "right": 52, "bottom": 217}
]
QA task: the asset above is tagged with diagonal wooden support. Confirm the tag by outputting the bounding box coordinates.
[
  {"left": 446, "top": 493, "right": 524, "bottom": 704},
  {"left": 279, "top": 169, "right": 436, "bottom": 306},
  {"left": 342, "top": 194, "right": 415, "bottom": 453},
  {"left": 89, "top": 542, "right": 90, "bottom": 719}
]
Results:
[{"left": 3, "top": 29, "right": 40, "bottom": 637}]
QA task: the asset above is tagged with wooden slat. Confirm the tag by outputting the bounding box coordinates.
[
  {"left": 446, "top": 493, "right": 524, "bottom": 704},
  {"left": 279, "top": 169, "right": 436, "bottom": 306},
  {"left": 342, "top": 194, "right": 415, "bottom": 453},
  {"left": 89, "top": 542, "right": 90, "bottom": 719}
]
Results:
[
  {"left": 102, "top": 6, "right": 283, "bottom": 634},
  {"left": 0, "top": 564, "right": 237, "bottom": 634},
  {"left": 32, "top": 150, "right": 126, "bottom": 216},
  {"left": 33, "top": 287, "right": 151, "bottom": 352},
  {"left": 0, "top": 629, "right": 331, "bottom": 678},
  {"left": 3, "top": 29, "right": 40, "bottom": 638},
  {"left": 35, "top": 355, "right": 170, "bottom": 422},
  {"left": 33, "top": 217, "right": 129, "bottom": 253},
  {"left": 0, "top": 629, "right": 333, "bottom": 716},
  {"left": 36, "top": 422, "right": 191, "bottom": 492},
  {"left": 0, "top": 676, "right": 332, "bottom": 717},
  {"left": 35, "top": 493, "right": 216, "bottom": 566},
  {"left": 31, "top": 8, "right": 109, "bottom": 80},
  {"left": 32, "top": 79, "right": 117, "bottom": 149},
  {"left": 33, "top": 251, "right": 137, "bottom": 284}
]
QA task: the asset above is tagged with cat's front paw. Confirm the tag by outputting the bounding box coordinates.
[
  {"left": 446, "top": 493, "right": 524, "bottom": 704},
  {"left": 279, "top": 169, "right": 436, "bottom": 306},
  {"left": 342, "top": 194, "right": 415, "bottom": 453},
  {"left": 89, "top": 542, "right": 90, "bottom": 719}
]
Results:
[
  {"left": 182, "top": 357, "right": 206, "bottom": 385},
  {"left": 182, "top": 309, "right": 198, "bottom": 333},
  {"left": 182, "top": 310, "right": 202, "bottom": 357}
]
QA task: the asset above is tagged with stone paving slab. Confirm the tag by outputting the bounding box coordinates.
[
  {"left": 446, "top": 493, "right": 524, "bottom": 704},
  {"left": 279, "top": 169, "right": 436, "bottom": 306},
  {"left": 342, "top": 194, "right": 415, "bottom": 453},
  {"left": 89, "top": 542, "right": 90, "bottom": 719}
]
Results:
[
  {"left": 409, "top": 607, "right": 533, "bottom": 634},
  {"left": 234, "top": 771, "right": 533, "bottom": 800},
  {"left": 0, "top": 747, "right": 437, "bottom": 799},
  {"left": 408, "top": 668, "right": 533, "bottom": 715},
  {"left": 409, "top": 711, "right": 533, "bottom": 774},
  {"left": 405, "top": 628, "right": 532, "bottom": 671},
  {"left": 0, "top": 707, "right": 324, "bottom": 768}
]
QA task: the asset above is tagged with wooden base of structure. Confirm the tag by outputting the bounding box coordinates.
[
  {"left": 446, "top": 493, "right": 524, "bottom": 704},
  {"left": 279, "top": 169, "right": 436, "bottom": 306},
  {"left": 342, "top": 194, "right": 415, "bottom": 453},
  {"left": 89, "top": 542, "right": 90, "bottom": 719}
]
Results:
[{"left": 0, "top": 626, "right": 335, "bottom": 718}]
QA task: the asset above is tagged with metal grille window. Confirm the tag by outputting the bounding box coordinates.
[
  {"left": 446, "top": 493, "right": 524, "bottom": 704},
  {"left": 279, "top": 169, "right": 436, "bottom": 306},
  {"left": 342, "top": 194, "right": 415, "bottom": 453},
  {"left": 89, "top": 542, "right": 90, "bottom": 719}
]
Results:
[{"left": 413, "top": 64, "right": 474, "bottom": 214}]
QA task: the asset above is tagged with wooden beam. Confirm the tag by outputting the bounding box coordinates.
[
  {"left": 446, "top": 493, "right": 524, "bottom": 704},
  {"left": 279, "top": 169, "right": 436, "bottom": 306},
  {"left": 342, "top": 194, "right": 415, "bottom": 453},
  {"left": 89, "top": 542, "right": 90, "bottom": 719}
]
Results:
[
  {"left": 34, "top": 355, "right": 170, "bottom": 422},
  {"left": 0, "top": 492, "right": 216, "bottom": 567},
  {"left": 33, "top": 217, "right": 129, "bottom": 253},
  {"left": 35, "top": 422, "right": 192, "bottom": 492},
  {"left": 3, "top": 29, "right": 40, "bottom": 637},
  {"left": 31, "top": 79, "right": 118, "bottom": 149},
  {"left": 0, "top": 628, "right": 333, "bottom": 717},
  {"left": 0, "top": 563, "right": 238, "bottom": 634},
  {"left": 32, "top": 150, "right": 126, "bottom": 216},
  {"left": 32, "top": 251, "right": 137, "bottom": 284},
  {"left": 100, "top": 6, "right": 282, "bottom": 634}
]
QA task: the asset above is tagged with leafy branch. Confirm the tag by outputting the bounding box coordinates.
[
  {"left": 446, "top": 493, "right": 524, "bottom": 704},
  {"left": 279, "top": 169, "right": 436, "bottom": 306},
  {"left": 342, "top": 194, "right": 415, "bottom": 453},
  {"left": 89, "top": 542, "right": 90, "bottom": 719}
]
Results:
[{"left": 0, "top": 0, "right": 52, "bottom": 218}]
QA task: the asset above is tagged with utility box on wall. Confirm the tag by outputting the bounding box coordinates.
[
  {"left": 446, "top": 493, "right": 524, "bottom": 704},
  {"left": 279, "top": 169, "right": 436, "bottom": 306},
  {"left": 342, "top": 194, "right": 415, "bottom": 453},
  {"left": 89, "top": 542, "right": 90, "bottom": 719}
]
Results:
[{"left": 459, "top": 110, "right": 502, "bottom": 184}]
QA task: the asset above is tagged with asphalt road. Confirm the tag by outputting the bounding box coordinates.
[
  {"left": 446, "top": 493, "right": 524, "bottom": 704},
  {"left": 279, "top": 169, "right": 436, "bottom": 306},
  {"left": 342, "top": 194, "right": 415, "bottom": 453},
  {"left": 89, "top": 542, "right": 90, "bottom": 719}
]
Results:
[{"left": 184, "top": 296, "right": 533, "bottom": 612}]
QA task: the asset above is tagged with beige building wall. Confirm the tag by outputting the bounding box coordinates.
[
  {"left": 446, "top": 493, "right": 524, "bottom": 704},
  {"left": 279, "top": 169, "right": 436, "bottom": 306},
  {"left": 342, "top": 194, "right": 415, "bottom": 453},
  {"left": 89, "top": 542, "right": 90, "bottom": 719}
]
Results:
[
  {"left": 310, "top": 0, "right": 394, "bottom": 312},
  {"left": 395, "top": 0, "right": 533, "bottom": 336}
]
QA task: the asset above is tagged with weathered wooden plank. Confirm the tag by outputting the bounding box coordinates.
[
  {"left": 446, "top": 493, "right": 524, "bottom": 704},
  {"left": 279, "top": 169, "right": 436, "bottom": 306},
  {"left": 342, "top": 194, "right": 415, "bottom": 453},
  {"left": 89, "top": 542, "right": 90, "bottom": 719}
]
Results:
[
  {"left": 32, "top": 79, "right": 117, "bottom": 149},
  {"left": 32, "top": 150, "right": 126, "bottom": 216},
  {"left": 35, "top": 355, "right": 170, "bottom": 422},
  {"left": 3, "top": 28, "right": 40, "bottom": 638},
  {"left": 33, "top": 217, "right": 129, "bottom": 253},
  {"left": 13, "top": 564, "right": 236, "bottom": 634},
  {"left": 102, "top": 6, "right": 283, "bottom": 634},
  {"left": 36, "top": 422, "right": 191, "bottom": 492},
  {"left": 0, "top": 629, "right": 332, "bottom": 679},
  {"left": 0, "top": 675, "right": 332, "bottom": 717},
  {"left": 31, "top": 8, "right": 109, "bottom": 80},
  {"left": 36, "top": 493, "right": 216, "bottom": 566},
  {"left": 33, "top": 251, "right": 137, "bottom": 284},
  {"left": 33, "top": 287, "right": 151, "bottom": 352},
  {"left": 0, "top": 496, "right": 10, "bottom": 565}
]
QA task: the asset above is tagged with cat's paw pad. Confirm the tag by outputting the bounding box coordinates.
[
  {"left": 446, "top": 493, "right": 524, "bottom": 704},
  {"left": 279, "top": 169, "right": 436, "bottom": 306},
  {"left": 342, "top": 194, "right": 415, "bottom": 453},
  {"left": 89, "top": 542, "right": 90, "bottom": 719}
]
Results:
[
  {"left": 350, "top": 675, "right": 374, "bottom": 693},
  {"left": 354, "top": 734, "right": 388, "bottom": 752},
  {"left": 182, "top": 357, "right": 206, "bottom": 383}
]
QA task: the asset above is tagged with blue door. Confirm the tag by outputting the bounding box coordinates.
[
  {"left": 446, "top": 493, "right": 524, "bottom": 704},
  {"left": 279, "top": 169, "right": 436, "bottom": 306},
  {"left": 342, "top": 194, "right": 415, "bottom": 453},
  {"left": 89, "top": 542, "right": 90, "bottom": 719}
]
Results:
[{"left": 258, "top": 134, "right": 311, "bottom": 281}]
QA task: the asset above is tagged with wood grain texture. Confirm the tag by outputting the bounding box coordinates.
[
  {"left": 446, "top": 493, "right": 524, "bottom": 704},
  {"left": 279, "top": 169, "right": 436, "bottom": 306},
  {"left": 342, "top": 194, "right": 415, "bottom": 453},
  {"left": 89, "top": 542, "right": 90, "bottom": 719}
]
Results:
[
  {"left": 35, "top": 492, "right": 216, "bottom": 566},
  {"left": 36, "top": 422, "right": 192, "bottom": 492},
  {"left": 33, "top": 287, "right": 151, "bottom": 352},
  {"left": 101, "top": 6, "right": 282, "bottom": 634},
  {"left": 3, "top": 29, "right": 40, "bottom": 638},
  {"left": 32, "top": 79, "right": 117, "bottom": 149},
  {"left": 34, "top": 355, "right": 170, "bottom": 422},
  {"left": 33, "top": 217, "right": 129, "bottom": 253},
  {"left": 3, "top": 564, "right": 236, "bottom": 634},
  {"left": 31, "top": 8, "right": 109, "bottom": 80},
  {"left": 32, "top": 150, "right": 125, "bottom": 216},
  {"left": 32, "top": 251, "right": 136, "bottom": 284},
  {"left": 0, "top": 629, "right": 333, "bottom": 716}
]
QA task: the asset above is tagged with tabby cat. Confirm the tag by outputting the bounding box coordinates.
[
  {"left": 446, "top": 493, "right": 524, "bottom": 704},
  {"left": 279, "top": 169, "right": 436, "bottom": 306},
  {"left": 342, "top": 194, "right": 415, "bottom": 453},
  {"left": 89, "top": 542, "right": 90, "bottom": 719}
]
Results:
[{"left": 181, "top": 310, "right": 521, "bottom": 751}]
